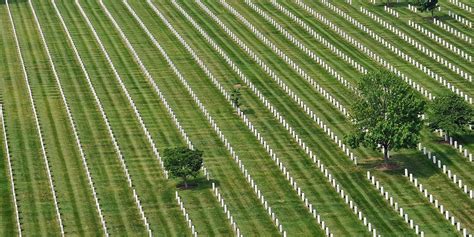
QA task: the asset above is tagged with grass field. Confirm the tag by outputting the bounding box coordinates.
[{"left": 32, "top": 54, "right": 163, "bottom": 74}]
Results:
[{"left": 0, "top": 0, "right": 472, "bottom": 236}]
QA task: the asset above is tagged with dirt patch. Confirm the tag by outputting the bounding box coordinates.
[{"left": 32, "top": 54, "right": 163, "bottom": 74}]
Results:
[
  {"left": 177, "top": 182, "right": 198, "bottom": 190},
  {"left": 437, "top": 140, "right": 450, "bottom": 145},
  {"left": 375, "top": 162, "right": 401, "bottom": 171}
]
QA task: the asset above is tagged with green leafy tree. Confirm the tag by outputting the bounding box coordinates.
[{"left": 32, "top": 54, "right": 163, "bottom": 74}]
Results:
[
  {"left": 231, "top": 88, "right": 241, "bottom": 108},
  {"left": 163, "top": 147, "right": 203, "bottom": 188},
  {"left": 417, "top": 0, "right": 439, "bottom": 17},
  {"left": 427, "top": 93, "right": 473, "bottom": 136},
  {"left": 346, "top": 69, "right": 425, "bottom": 164}
]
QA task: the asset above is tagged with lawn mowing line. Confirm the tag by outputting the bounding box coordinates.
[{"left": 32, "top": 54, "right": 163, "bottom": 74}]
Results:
[
  {"left": 366, "top": 172, "right": 425, "bottom": 236},
  {"left": 406, "top": 17, "right": 472, "bottom": 62},
  {"left": 317, "top": 0, "right": 471, "bottom": 103},
  {"left": 404, "top": 169, "right": 472, "bottom": 236},
  {"left": 195, "top": 0, "right": 358, "bottom": 165},
  {"left": 175, "top": 192, "right": 198, "bottom": 237},
  {"left": 416, "top": 143, "right": 473, "bottom": 199},
  {"left": 293, "top": 0, "right": 435, "bottom": 101},
  {"left": 6, "top": 0, "right": 64, "bottom": 235},
  {"left": 98, "top": 1, "right": 238, "bottom": 234},
  {"left": 432, "top": 17, "right": 473, "bottom": 44},
  {"left": 171, "top": 1, "right": 383, "bottom": 235},
  {"left": 151, "top": 2, "right": 335, "bottom": 235},
  {"left": 360, "top": 7, "right": 473, "bottom": 83},
  {"left": 218, "top": 0, "right": 350, "bottom": 118},
  {"left": 268, "top": 0, "right": 366, "bottom": 75},
  {"left": 126, "top": 2, "right": 287, "bottom": 235},
  {"left": 242, "top": 0, "right": 359, "bottom": 92},
  {"left": 28, "top": 1, "right": 109, "bottom": 234},
  {"left": 0, "top": 104, "right": 21, "bottom": 237},
  {"left": 435, "top": 131, "right": 473, "bottom": 162},
  {"left": 188, "top": 2, "right": 449, "bottom": 235},
  {"left": 51, "top": 0, "right": 151, "bottom": 234},
  {"left": 103, "top": 1, "right": 245, "bottom": 235}
]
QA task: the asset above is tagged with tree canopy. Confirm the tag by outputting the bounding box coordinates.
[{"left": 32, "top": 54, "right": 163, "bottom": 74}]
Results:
[
  {"left": 163, "top": 147, "right": 203, "bottom": 188},
  {"left": 417, "top": 0, "right": 439, "bottom": 17},
  {"left": 346, "top": 69, "right": 425, "bottom": 163},
  {"left": 427, "top": 93, "right": 473, "bottom": 136}
]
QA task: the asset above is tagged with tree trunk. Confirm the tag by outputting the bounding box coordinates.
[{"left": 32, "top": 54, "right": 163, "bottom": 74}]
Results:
[
  {"left": 183, "top": 177, "right": 188, "bottom": 189},
  {"left": 383, "top": 145, "right": 389, "bottom": 164}
]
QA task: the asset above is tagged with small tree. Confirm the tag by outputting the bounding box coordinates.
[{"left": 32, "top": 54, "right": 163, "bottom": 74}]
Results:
[
  {"left": 163, "top": 147, "right": 203, "bottom": 188},
  {"left": 417, "top": 0, "right": 439, "bottom": 18},
  {"left": 427, "top": 93, "right": 473, "bottom": 136},
  {"left": 346, "top": 69, "right": 425, "bottom": 164},
  {"left": 231, "top": 88, "right": 241, "bottom": 108}
]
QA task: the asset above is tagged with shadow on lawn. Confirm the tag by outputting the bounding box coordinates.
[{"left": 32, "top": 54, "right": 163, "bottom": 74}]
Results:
[{"left": 176, "top": 176, "right": 220, "bottom": 191}]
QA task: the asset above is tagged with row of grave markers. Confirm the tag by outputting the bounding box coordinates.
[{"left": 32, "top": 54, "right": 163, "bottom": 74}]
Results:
[
  {"left": 270, "top": 0, "right": 366, "bottom": 75},
  {"left": 0, "top": 105, "right": 22, "bottom": 237},
  {"left": 408, "top": 20, "right": 472, "bottom": 62},
  {"left": 360, "top": 7, "right": 473, "bottom": 84},
  {"left": 404, "top": 169, "right": 472, "bottom": 237},
  {"left": 384, "top": 6, "right": 399, "bottom": 18},
  {"left": 449, "top": 0, "right": 473, "bottom": 13},
  {"left": 448, "top": 10, "right": 473, "bottom": 28},
  {"left": 432, "top": 18, "right": 473, "bottom": 44},
  {"left": 6, "top": 1, "right": 65, "bottom": 235},
  {"left": 135, "top": 1, "right": 285, "bottom": 235},
  {"left": 295, "top": 0, "right": 436, "bottom": 103},
  {"left": 437, "top": 130, "right": 473, "bottom": 162},
  {"left": 243, "top": 0, "right": 356, "bottom": 93},
  {"left": 29, "top": 0, "right": 109, "bottom": 235},
  {"left": 367, "top": 171, "right": 424, "bottom": 236},
  {"left": 175, "top": 192, "right": 198, "bottom": 237},
  {"left": 115, "top": 1, "right": 246, "bottom": 235},
  {"left": 418, "top": 143, "right": 473, "bottom": 199}
]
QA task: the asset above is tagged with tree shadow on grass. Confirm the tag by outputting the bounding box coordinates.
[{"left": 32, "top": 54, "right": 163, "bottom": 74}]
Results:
[
  {"left": 176, "top": 176, "right": 220, "bottom": 191},
  {"left": 0, "top": 0, "right": 28, "bottom": 5}
]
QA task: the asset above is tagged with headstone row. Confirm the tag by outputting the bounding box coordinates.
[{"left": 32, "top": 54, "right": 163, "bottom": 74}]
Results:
[
  {"left": 30, "top": 1, "right": 109, "bottom": 235},
  {"left": 175, "top": 192, "right": 198, "bottom": 237},
  {"left": 361, "top": 7, "right": 473, "bottom": 84},
  {"left": 54, "top": 0, "right": 151, "bottom": 235},
  {"left": 437, "top": 130, "right": 473, "bottom": 162},
  {"left": 211, "top": 184, "right": 243, "bottom": 237},
  {"left": 449, "top": 0, "right": 473, "bottom": 13},
  {"left": 407, "top": 4, "right": 418, "bottom": 13},
  {"left": 295, "top": 0, "right": 436, "bottom": 103},
  {"left": 404, "top": 169, "right": 472, "bottom": 237},
  {"left": 367, "top": 171, "right": 423, "bottom": 236},
  {"left": 448, "top": 10, "right": 472, "bottom": 28},
  {"left": 417, "top": 143, "right": 473, "bottom": 199},
  {"left": 269, "top": 0, "right": 367, "bottom": 74},
  {"left": 0, "top": 105, "right": 22, "bottom": 237},
  {"left": 432, "top": 18, "right": 472, "bottom": 44},
  {"left": 408, "top": 20, "right": 472, "bottom": 62},
  {"left": 135, "top": 1, "right": 285, "bottom": 235},
  {"left": 383, "top": 5, "right": 399, "bottom": 18},
  {"left": 6, "top": 1, "right": 65, "bottom": 235}
]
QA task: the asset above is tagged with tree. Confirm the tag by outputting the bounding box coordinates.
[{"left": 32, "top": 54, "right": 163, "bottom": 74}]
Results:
[
  {"left": 163, "top": 147, "right": 203, "bottom": 188},
  {"left": 427, "top": 93, "right": 473, "bottom": 136},
  {"left": 345, "top": 69, "right": 425, "bottom": 164},
  {"left": 231, "top": 88, "right": 241, "bottom": 108},
  {"left": 417, "top": 0, "right": 439, "bottom": 18}
]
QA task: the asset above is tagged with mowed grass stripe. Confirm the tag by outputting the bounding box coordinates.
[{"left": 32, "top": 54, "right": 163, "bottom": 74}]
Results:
[
  {"left": 10, "top": 0, "right": 110, "bottom": 234},
  {"left": 0, "top": 4, "right": 17, "bottom": 234},
  {"left": 161, "top": 1, "right": 370, "bottom": 235},
  {"left": 180, "top": 0, "right": 461, "bottom": 235},
  {"left": 1, "top": 1, "right": 61, "bottom": 235}
]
